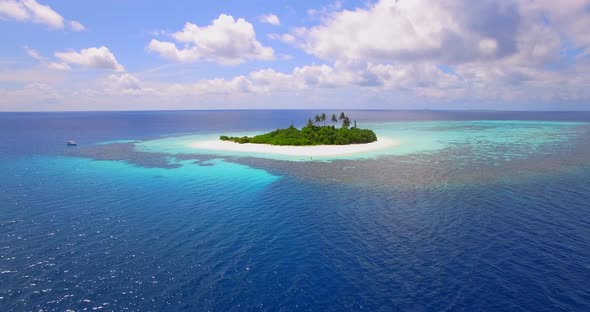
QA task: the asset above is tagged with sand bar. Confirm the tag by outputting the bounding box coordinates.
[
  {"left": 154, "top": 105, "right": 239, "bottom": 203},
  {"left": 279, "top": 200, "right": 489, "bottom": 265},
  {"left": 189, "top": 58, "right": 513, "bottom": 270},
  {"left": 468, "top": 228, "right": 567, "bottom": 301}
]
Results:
[{"left": 187, "top": 138, "right": 398, "bottom": 157}]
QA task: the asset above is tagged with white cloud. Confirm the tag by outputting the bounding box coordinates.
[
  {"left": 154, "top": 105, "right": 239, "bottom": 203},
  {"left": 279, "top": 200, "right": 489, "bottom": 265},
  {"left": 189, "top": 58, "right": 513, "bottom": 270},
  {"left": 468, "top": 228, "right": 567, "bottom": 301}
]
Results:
[
  {"left": 20, "top": 0, "right": 62, "bottom": 28},
  {"left": 0, "top": 82, "right": 63, "bottom": 108},
  {"left": 259, "top": 14, "right": 280, "bottom": 25},
  {"left": 268, "top": 33, "right": 296, "bottom": 44},
  {"left": 525, "top": 0, "right": 590, "bottom": 44},
  {"left": 290, "top": 0, "right": 588, "bottom": 67},
  {"left": 294, "top": 0, "right": 525, "bottom": 63},
  {"left": 47, "top": 62, "right": 70, "bottom": 71},
  {"left": 55, "top": 46, "right": 124, "bottom": 71},
  {"left": 248, "top": 68, "right": 293, "bottom": 91},
  {"left": 3, "top": 59, "right": 590, "bottom": 111},
  {"left": 148, "top": 14, "right": 274, "bottom": 65},
  {"left": 24, "top": 46, "right": 42, "bottom": 61},
  {"left": 104, "top": 73, "right": 159, "bottom": 96},
  {"left": 142, "top": 59, "right": 587, "bottom": 107},
  {"left": 24, "top": 46, "right": 70, "bottom": 70},
  {"left": 4, "top": 0, "right": 590, "bottom": 111},
  {"left": 193, "top": 76, "right": 253, "bottom": 94},
  {"left": 151, "top": 62, "right": 461, "bottom": 95},
  {"left": 107, "top": 73, "right": 140, "bottom": 91},
  {"left": 147, "top": 40, "right": 199, "bottom": 62},
  {"left": 0, "top": 61, "right": 67, "bottom": 83},
  {"left": 69, "top": 20, "right": 84, "bottom": 31},
  {"left": 0, "top": 0, "right": 84, "bottom": 30},
  {"left": 253, "top": 0, "right": 590, "bottom": 108},
  {"left": 0, "top": 0, "right": 28, "bottom": 20}
]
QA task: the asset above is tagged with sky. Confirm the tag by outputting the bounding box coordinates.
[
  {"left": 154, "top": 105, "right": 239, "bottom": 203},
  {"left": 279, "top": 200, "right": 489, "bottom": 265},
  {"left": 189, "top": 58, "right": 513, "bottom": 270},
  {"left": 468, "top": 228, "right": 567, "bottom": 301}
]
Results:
[{"left": 0, "top": 0, "right": 589, "bottom": 111}]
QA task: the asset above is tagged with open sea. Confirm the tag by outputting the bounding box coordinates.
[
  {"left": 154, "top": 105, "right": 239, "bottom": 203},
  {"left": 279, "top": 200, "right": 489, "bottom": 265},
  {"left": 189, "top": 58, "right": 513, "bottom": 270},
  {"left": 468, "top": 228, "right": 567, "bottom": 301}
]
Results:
[{"left": 1, "top": 110, "right": 590, "bottom": 311}]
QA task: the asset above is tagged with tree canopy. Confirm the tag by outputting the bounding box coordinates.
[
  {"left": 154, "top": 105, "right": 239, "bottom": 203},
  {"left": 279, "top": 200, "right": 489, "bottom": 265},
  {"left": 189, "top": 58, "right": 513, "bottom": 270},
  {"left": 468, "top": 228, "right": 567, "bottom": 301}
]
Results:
[{"left": 220, "top": 112, "right": 377, "bottom": 146}]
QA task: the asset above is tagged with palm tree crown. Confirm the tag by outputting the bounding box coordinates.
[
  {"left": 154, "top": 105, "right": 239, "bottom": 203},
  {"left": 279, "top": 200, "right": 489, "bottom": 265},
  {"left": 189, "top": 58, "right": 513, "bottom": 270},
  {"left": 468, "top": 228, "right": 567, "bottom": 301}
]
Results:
[
  {"left": 342, "top": 116, "right": 351, "bottom": 128},
  {"left": 305, "top": 112, "right": 356, "bottom": 129},
  {"left": 314, "top": 114, "right": 321, "bottom": 125}
]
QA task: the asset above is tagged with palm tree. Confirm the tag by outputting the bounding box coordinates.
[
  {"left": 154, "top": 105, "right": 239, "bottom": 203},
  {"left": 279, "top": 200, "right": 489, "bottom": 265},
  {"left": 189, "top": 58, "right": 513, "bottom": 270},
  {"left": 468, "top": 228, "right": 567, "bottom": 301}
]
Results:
[
  {"left": 331, "top": 113, "right": 337, "bottom": 126},
  {"left": 314, "top": 114, "right": 321, "bottom": 125},
  {"left": 343, "top": 116, "right": 351, "bottom": 128},
  {"left": 339, "top": 112, "right": 346, "bottom": 121},
  {"left": 320, "top": 113, "right": 326, "bottom": 126},
  {"left": 353, "top": 120, "right": 357, "bottom": 128},
  {"left": 307, "top": 118, "right": 314, "bottom": 127}
]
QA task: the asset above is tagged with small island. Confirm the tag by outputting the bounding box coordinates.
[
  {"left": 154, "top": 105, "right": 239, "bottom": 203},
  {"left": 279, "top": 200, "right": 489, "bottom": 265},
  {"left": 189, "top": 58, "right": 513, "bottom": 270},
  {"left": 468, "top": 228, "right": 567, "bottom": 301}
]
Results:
[{"left": 220, "top": 112, "right": 377, "bottom": 146}]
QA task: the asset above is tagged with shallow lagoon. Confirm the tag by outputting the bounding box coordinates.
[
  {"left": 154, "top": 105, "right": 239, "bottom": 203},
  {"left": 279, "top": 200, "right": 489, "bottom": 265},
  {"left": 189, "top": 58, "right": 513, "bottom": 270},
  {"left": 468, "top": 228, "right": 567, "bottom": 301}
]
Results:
[{"left": 135, "top": 120, "right": 586, "bottom": 162}]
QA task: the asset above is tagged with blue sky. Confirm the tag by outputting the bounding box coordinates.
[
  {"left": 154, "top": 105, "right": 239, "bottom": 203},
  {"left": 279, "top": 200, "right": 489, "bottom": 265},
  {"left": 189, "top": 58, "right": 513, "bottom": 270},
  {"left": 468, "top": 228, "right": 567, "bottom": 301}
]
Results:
[{"left": 0, "top": 0, "right": 589, "bottom": 111}]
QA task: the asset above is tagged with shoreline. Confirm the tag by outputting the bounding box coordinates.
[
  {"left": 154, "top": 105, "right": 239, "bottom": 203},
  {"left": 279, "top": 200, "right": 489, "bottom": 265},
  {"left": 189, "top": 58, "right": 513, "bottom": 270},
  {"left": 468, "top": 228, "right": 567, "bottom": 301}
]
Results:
[{"left": 186, "top": 138, "right": 399, "bottom": 157}]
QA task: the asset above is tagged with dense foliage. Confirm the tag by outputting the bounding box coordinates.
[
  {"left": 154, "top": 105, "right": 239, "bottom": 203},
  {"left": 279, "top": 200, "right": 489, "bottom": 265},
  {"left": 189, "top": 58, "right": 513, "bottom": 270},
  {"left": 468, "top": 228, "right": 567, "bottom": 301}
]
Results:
[{"left": 220, "top": 113, "right": 377, "bottom": 145}]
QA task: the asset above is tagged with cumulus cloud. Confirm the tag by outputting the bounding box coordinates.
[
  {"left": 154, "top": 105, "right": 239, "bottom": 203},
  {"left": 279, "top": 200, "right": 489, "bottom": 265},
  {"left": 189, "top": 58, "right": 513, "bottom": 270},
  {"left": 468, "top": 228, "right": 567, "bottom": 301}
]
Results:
[
  {"left": 521, "top": 0, "right": 590, "bottom": 55},
  {"left": 258, "top": 62, "right": 461, "bottom": 91},
  {"left": 268, "top": 33, "right": 296, "bottom": 44},
  {"left": 69, "top": 20, "right": 84, "bottom": 31},
  {"left": 55, "top": 46, "right": 124, "bottom": 71},
  {"left": 47, "top": 61, "right": 70, "bottom": 70},
  {"left": 287, "top": 0, "right": 590, "bottom": 68},
  {"left": 147, "top": 14, "right": 274, "bottom": 65},
  {"left": 0, "top": 0, "right": 84, "bottom": 31},
  {"left": 107, "top": 73, "right": 140, "bottom": 91},
  {"left": 146, "top": 62, "right": 461, "bottom": 96},
  {"left": 0, "top": 0, "right": 28, "bottom": 20},
  {"left": 104, "top": 73, "right": 159, "bottom": 96},
  {"left": 147, "top": 40, "right": 198, "bottom": 62},
  {"left": 250, "top": 0, "right": 590, "bottom": 107},
  {"left": 24, "top": 46, "right": 70, "bottom": 70},
  {"left": 4, "top": 0, "right": 590, "bottom": 111},
  {"left": 3, "top": 59, "right": 589, "bottom": 110},
  {"left": 258, "top": 14, "right": 280, "bottom": 25},
  {"left": 293, "top": 0, "right": 532, "bottom": 63}
]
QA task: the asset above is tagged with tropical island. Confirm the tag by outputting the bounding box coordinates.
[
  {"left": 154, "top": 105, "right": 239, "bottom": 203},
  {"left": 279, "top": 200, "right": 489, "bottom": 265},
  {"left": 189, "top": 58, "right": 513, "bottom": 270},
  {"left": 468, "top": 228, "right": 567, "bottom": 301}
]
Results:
[{"left": 220, "top": 112, "right": 377, "bottom": 145}]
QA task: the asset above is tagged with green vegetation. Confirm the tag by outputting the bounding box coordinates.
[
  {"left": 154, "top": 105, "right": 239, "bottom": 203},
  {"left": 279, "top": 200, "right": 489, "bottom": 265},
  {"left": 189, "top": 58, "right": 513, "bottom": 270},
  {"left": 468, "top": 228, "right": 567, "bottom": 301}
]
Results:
[{"left": 220, "top": 112, "right": 377, "bottom": 145}]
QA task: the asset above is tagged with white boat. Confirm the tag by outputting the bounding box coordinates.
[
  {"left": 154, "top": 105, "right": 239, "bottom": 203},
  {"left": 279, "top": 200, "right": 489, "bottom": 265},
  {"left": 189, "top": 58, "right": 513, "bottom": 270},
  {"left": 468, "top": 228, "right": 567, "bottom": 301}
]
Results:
[{"left": 67, "top": 140, "right": 77, "bottom": 146}]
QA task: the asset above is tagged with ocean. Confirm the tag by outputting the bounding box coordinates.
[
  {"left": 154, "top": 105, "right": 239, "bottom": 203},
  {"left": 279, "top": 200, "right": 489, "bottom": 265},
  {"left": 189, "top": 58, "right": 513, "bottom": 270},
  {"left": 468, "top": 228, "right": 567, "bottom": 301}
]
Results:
[{"left": 1, "top": 110, "right": 590, "bottom": 311}]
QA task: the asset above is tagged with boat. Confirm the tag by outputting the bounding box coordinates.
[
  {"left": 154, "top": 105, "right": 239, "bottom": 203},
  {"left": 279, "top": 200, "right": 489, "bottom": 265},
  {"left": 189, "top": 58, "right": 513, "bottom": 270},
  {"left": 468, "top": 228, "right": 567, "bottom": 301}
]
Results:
[{"left": 66, "top": 140, "right": 77, "bottom": 146}]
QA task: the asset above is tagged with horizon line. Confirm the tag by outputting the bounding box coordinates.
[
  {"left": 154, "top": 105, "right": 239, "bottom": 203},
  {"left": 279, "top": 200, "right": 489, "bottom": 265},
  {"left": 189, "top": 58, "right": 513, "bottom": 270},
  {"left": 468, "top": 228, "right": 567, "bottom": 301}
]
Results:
[{"left": 2, "top": 108, "right": 590, "bottom": 114}]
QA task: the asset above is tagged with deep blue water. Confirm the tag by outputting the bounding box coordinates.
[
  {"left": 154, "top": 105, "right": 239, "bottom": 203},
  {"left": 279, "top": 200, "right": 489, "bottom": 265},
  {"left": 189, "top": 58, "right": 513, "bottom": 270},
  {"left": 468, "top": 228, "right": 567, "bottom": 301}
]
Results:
[{"left": 1, "top": 110, "right": 590, "bottom": 311}]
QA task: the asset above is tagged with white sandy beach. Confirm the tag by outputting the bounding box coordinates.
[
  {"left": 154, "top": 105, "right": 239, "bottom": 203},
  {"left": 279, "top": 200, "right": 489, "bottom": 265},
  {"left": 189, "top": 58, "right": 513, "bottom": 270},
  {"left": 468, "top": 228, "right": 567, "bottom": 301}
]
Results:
[{"left": 187, "top": 138, "right": 398, "bottom": 157}]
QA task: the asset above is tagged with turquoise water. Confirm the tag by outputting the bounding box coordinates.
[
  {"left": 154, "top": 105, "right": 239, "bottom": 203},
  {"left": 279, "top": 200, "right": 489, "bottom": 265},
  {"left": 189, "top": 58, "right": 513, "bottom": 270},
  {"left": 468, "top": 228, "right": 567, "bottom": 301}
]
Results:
[
  {"left": 136, "top": 120, "right": 585, "bottom": 162},
  {"left": 1, "top": 111, "right": 590, "bottom": 311}
]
